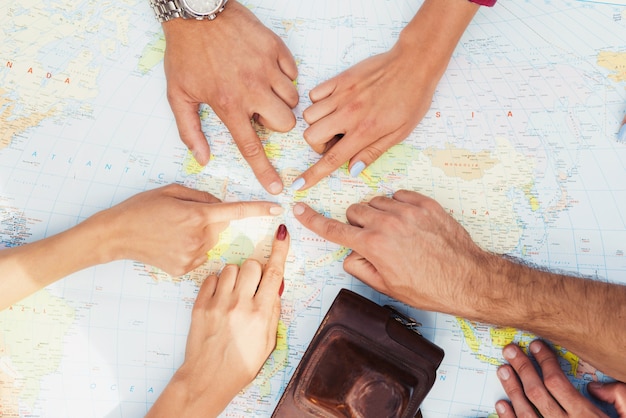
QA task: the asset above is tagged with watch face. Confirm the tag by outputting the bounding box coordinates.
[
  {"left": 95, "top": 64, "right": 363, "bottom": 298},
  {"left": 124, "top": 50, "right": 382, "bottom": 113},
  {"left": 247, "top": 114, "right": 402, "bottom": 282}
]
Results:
[{"left": 180, "top": 0, "right": 222, "bottom": 16}]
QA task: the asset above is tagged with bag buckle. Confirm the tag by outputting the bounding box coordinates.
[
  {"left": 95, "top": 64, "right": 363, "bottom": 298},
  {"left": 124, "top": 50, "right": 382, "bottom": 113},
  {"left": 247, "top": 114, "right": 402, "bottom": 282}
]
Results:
[{"left": 385, "top": 305, "right": 422, "bottom": 335}]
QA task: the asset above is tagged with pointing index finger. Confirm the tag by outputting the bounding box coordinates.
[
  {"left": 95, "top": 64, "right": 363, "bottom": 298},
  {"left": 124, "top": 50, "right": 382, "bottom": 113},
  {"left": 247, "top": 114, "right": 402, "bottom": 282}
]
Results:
[
  {"left": 256, "top": 224, "right": 291, "bottom": 302},
  {"left": 293, "top": 202, "right": 360, "bottom": 249},
  {"left": 206, "top": 201, "right": 283, "bottom": 224},
  {"left": 226, "top": 112, "right": 283, "bottom": 195}
]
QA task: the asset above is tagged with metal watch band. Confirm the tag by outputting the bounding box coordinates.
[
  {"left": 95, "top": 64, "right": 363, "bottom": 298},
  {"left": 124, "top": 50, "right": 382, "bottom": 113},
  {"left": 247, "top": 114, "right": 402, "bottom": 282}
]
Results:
[
  {"left": 149, "top": 0, "right": 227, "bottom": 22},
  {"left": 468, "top": 0, "right": 497, "bottom": 6}
]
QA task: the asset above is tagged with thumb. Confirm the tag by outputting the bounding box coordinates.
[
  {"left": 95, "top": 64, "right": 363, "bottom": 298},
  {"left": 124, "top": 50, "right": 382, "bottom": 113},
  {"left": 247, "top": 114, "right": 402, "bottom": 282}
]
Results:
[
  {"left": 343, "top": 251, "right": 386, "bottom": 292},
  {"left": 168, "top": 94, "right": 211, "bottom": 166},
  {"left": 588, "top": 381, "right": 626, "bottom": 416}
]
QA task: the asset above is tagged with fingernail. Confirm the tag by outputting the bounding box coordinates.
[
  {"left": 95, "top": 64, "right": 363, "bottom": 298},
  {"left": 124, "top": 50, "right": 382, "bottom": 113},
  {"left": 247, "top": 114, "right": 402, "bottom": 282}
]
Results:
[
  {"left": 503, "top": 345, "right": 517, "bottom": 360},
  {"left": 276, "top": 224, "right": 287, "bottom": 241},
  {"left": 349, "top": 161, "right": 366, "bottom": 177},
  {"left": 279, "top": 279, "right": 285, "bottom": 297},
  {"left": 618, "top": 123, "right": 626, "bottom": 142},
  {"left": 269, "top": 181, "right": 283, "bottom": 195},
  {"left": 497, "top": 366, "right": 511, "bottom": 381},
  {"left": 530, "top": 341, "right": 542, "bottom": 354},
  {"left": 191, "top": 149, "right": 206, "bottom": 166},
  {"left": 269, "top": 205, "right": 284, "bottom": 215},
  {"left": 587, "top": 382, "right": 603, "bottom": 390},
  {"left": 495, "top": 402, "right": 507, "bottom": 414},
  {"left": 293, "top": 203, "right": 305, "bottom": 216},
  {"left": 290, "top": 177, "right": 305, "bottom": 191}
]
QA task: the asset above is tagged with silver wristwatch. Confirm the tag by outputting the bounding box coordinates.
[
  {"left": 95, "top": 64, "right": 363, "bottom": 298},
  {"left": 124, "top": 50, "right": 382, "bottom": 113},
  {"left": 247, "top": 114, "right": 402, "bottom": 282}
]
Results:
[{"left": 150, "top": 0, "right": 228, "bottom": 22}]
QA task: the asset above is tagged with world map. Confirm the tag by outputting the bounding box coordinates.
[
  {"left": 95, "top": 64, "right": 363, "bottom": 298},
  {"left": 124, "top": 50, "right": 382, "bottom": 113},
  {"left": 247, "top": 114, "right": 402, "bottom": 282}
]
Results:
[{"left": 1, "top": 0, "right": 625, "bottom": 417}]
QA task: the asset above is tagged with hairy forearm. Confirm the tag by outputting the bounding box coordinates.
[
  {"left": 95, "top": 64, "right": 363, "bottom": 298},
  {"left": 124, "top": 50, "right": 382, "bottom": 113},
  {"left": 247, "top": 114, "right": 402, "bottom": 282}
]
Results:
[
  {"left": 463, "top": 255, "right": 626, "bottom": 381},
  {"left": 0, "top": 215, "right": 111, "bottom": 310}
]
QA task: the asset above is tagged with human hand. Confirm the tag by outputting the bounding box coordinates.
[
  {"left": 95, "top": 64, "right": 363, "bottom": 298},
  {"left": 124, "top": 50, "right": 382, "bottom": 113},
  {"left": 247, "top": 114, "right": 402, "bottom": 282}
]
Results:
[
  {"left": 588, "top": 381, "right": 626, "bottom": 416},
  {"left": 162, "top": 1, "right": 299, "bottom": 194},
  {"left": 146, "top": 224, "right": 290, "bottom": 417},
  {"left": 292, "top": 0, "right": 478, "bottom": 191},
  {"left": 495, "top": 340, "right": 620, "bottom": 418},
  {"left": 91, "top": 184, "right": 283, "bottom": 276},
  {"left": 293, "top": 40, "right": 438, "bottom": 191},
  {"left": 292, "top": 190, "right": 492, "bottom": 315}
]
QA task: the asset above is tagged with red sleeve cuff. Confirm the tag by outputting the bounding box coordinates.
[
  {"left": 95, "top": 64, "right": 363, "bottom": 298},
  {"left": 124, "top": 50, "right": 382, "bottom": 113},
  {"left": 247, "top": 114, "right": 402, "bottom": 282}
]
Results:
[{"left": 469, "top": 0, "right": 497, "bottom": 6}]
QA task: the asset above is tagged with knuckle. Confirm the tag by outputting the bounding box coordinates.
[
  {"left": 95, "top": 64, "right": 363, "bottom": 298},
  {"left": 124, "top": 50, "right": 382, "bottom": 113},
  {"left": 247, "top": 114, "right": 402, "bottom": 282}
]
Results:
[
  {"left": 286, "top": 91, "right": 299, "bottom": 109},
  {"left": 242, "top": 258, "right": 262, "bottom": 269},
  {"left": 542, "top": 372, "right": 565, "bottom": 392},
  {"left": 214, "top": 91, "right": 235, "bottom": 110},
  {"left": 230, "top": 202, "right": 247, "bottom": 219},
  {"left": 360, "top": 144, "right": 385, "bottom": 162},
  {"left": 360, "top": 232, "right": 378, "bottom": 249},
  {"left": 277, "top": 114, "right": 296, "bottom": 132},
  {"left": 524, "top": 385, "right": 544, "bottom": 403},
  {"left": 302, "top": 127, "right": 322, "bottom": 146},
  {"left": 324, "top": 220, "right": 347, "bottom": 241},
  {"left": 345, "top": 99, "right": 363, "bottom": 114},
  {"left": 320, "top": 150, "right": 344, "bottom": 169},
  {"left": 302, "top": 108, "right": 313, "bottom": 124},
  {"left": 263, "top": 264, "right": 283, "bottom": 280},
  {"left": 238, "top": 140, "right": 264, "bottom": 159},
  {"left": 222, "top": 264, "right": 239, "bottom": 275},
  {"left": 503, "top": 383, "right": 524, "bottom": 399},
  {"left": 515, "top": 360, "right": 536, "bottom": 377}
]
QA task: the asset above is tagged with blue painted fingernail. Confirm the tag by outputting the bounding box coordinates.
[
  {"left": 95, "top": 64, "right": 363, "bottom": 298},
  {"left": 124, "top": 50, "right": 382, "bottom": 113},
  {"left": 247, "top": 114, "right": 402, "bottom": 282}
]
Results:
[
  {"left": 290, "top": 177, "right": 305, "bottom": 191},
  {"left": 618, "top": 124, "right": 626, "bottom": 142},
  {"left": 349, "top": 161, "right": 366, "bottom": 177}
]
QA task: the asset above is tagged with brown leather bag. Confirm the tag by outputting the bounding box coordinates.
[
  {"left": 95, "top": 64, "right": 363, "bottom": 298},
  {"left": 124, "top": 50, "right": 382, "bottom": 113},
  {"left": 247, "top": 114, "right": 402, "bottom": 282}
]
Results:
[{"left": 272, "top": 288, "right": 444, "bottom": 418}]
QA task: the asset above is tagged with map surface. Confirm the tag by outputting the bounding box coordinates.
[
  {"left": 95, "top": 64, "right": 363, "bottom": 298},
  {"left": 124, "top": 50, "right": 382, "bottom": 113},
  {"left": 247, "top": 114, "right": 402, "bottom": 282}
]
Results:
[{"left": 1, "top": 0, "right": 626, "bottom": 416}]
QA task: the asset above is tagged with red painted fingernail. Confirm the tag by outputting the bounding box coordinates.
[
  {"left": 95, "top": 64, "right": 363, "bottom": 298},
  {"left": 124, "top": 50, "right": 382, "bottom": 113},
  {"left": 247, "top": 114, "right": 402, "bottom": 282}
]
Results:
[
  {"left": 276, "top": 224, "right": 287, "bottom": 241},
  {"left": 279, "top": 279, "right": 285, "bottom": 297}
]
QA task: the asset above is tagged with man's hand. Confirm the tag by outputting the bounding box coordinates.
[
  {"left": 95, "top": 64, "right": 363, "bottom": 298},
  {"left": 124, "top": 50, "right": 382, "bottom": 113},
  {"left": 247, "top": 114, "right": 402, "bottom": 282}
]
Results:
[
  {"left": 292, "top": 189, "right": 491, "bottom": 316},
  {"left": 495, "top": 340, "right": 624, "bottom": 418},
  {"left": 147, "top": 224, "right": 290, "bottom": 417},
  {"left": 162, "top": 1, "right": 299, "bottom": 194},
  {"left": 94, "top": 184, "right": 283, "bottom": 276},
  {"left": 292, "top": 0, "right": 478, "bottom": 191}
]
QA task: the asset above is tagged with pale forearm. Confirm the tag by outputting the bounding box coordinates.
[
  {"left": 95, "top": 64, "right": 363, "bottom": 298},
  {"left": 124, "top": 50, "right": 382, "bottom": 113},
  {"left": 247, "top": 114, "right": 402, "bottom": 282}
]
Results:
[
  {"left": 0, "top": 216, "right": 112, "bottom": 310},
  {"left": 465, "top": 255, "right": 626, "bottom": 381},
  {"left": 147, "top": 375, "right": 226, "bottom": 418},
  {"left": 398, "top": 0, "right": 479, "bottom": 79}
]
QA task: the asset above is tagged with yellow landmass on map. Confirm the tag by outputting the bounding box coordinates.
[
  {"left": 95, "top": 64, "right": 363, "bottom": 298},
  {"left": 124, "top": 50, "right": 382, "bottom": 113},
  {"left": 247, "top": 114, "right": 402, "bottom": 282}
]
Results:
[
  {"left": 457, "top": 318, "right": 538, "bottom": 366},
  {"left": 281, "top": 19, "right": 304, "bottom": 33},
  {"left": 0, "top": 0, "right": 124, "bottom": 150},
  {"left": 424, "top": 144, "right": 499, "bottom": 181},
  {"left": 490, "top": 326, "right": 518, "bottom": 348},
  {"left": 361, "top": 143, "right": 421, "bottom": 189},
  {"left": 311, "top": 246, "right": 350, "bottom": 268},
  {"left": 524, "top": 183, "right": 540, "bottom": 211},
  {"left": 457, "top": 317, "right": 582, "bottom": 378},
  {"left": 409, "top": 138, "right": 537, "bottom": 253},
  {"left": 597, "top": 51, "right": 626, "bottom": 82},
  {"left": 556, "top": 345, "right": 580, "bottom": 377},
  {"left": 255, "top": 320, "right": 289, "bottom": 397},
  {"left": 0, "top": 91, "right": 57, "bottom": 150},
  {"left": 182, "top": 149, "right": 206, "bottom": 175},
  {"left": 0, "top": 291, "right": 75, "bottom": 415},
  {"left": 137, "top": 34, "right": 165, "bottom": 74}
]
